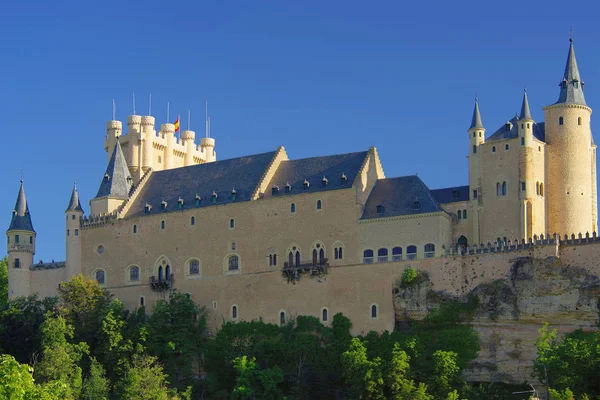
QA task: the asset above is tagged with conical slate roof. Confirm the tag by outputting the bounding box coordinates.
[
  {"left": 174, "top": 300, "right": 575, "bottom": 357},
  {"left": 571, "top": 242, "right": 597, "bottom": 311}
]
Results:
[
  {"left": 469, "top": 99, "right": 484, "bottom": 130},
  {"left": 555, "top": 40, "right": 586, "bottom": 106},
  {"left": 519, "top": 89, "right": 533, "bottom": 121},
  {"left": 7, "top": 181, "right": 35, "bottom": 232},
  {"left": 66, "top": 183, "right": 84, "bottom": 213},
  {"left": 94, "top": 140, "right": 132, "bottom": 199}
]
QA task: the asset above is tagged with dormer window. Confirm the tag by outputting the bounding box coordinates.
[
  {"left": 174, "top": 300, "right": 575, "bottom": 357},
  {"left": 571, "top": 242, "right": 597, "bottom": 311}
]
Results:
[
  {"left": 573, "top": 79, "right": 579, "bottom": 89},
  {"left": 452, "top": 189, "right": 459, "bottom": 200},
  {"left": 272, "top": 186, "right": 279, "bottom": 195},
  {"left": 561, "top": 78, "right": 567, "bottom": 89},
  {"left": 212, "top": 191, "right": 218, "bottom": 203},
  {"left": 321, "top": 176, "right": 328, "bottom": 187},
  {"left": 231, "top": 188, "right": 237, "bottom": 200},
  {"left": 177, "top": 198, "right": 184, "bottom": 209},
  {"left": 144, "top": 203, "right": 152, "bottom": 214},
  {"left": 285, "top": 183, "right": 291, "bottom": 193},
  {"left": 161, "top": 200, "right": 168, "bottom": 211},
  {"left": 104, "top": 173, "right": 110, "bottom": 182},
  {"left": 303, "top": 179, "right": 310, "bottom": 190},
  {"left": 126, "top": 176, "right": 132, "bottom": 185},
  {"left": 195, "top": 194, "right": 201, "bottom": 206},
  {"left": 341, "top": 173, "right": 348, "bottom": 184},
  {"left": 376, "top": 205, "right": 385, "bottom": 214},
  {"left": 413, "top": 201, "right": 421, "bottom": 210},
  {"left": 504, "top": 122, "right": 511, "bottom": 132}
]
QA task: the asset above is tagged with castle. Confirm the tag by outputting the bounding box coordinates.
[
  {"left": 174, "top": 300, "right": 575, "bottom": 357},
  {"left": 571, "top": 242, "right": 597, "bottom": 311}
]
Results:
[{"left": 6, "top": 39, "right": 598, "bottom": 335}]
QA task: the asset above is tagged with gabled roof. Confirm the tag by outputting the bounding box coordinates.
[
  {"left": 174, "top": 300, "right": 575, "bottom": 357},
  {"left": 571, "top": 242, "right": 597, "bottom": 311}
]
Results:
[
  {"left": 361, "top": 176, "right": 441, "bottom": 220},
  {"left": 125, "top": 150, "right": 278, "bottom": 218},
  {"left": 264, "top": 151, "right": 368, "bottom": 197},
  {"left": 66, "top": 183, "right": 83, "bottom": 213},
  {"left": 431, "top": 185, "right": 470, "bottom": 204},
  {"left": 486, "top": 116, "right": 546, "bottom": 143},
  {"left": 7, "top": 181, "right": 35, "bottom": 232},
  {"left": 95, "top": 140, "right": 132, "bottom": 199},
  {"left": 555, "top": 40, "right": 586, "bottom": 106}
]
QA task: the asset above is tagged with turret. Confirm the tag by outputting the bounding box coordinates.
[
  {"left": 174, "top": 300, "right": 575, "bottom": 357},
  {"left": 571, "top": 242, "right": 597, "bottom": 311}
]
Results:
[
  {"left": 517, "top": 90, "right": 536, "bottom": 238},
  {"left": 161, "top": 123, "right": 176, "bottom": 169},
  {"left": 90, "top": 139, "right": 133, "bottom": 215},
  {"left": 105, "top": 120, "right": 123, "bottom": 162},
  {"left": 200, "top": 137, "right": 216, "bottom": 163},
  {"left": 65, "top": 183, "right": 83, "bottom": 279},
  {"left": 468, "top": 99, "right": 485, "bottom": 243},
  {"left": 6, "top": 181, "right": 35, "bottom": 299},
  {"left": 181, "top": 130, "right": 196, "bottom": 166},
  {"left": 544, "top": 39, "right": 595, "bottom": 236}
]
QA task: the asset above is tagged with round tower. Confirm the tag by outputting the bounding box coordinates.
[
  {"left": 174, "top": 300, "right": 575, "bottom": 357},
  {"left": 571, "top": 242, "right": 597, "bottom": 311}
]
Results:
[
  {"left": 181, "top": 130, "right": 196, "bottom": 166},
  {"left": 105, "top": 120, "right": 123, "bottom": 162},
  {"left": 201, "top": 137, "right": 216, "bottom": 163},
  {"left": 467, "top": 98, "right": 485, "bottom": 243},
  {"left": 518, "top": 90, "right": 536, "bottom": 239},
  {"left": 6, "top": 181, "right": 35, "bottom": 299},
  {"left": 65, "top": 183, "right": 84, "bottom": 279},
  {"left": 161, "top": 123, "right": 176, "bottom": 169},
  {"left": 544, "top": 39, "right": 594, "bottom": 236}
]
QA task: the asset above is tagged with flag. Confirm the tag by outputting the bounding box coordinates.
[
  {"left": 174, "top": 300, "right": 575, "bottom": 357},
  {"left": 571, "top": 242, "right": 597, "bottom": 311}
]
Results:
[{"left": 174, "top": 116, "right": 180, "bottom": 132}]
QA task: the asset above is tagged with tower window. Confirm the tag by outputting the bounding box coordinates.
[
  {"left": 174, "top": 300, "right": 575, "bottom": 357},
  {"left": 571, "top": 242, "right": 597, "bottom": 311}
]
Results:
[
  {"left": 291, "top": 203, "right": 296, "bottom": 213},
  {"left": 133, "top": 224, "right": 137, "bottom": 234},
  {"left": 472, "top": 145, "right": 477, "bottom": 154},
  {"left": 473, "top": 190, "right": 478, "bottom": 199},
  {"left": 316, "top": 200, "right": 322, "bottom": 210},
  {"left": 74, "top": 229, "right": 79, "bottom": 236},
  {"left": 72, "top": 214, "right": 76, "bottom": 220},
  {"left": 463, "top": 209, "right": 467, "bottom": 219},
  {"left": 29, "top": 236, "right": 33, "bottom": 244},
  {"left": 492, "top": 146, "right": 496, "bottom": 153},
  {"left": 521, "top": 182, "right": 526, "bottom": 191},
  {"left": 527, "top": 123, "right": 530, "bottom": 129},
  {"left": 479, "top": 132, "right": 482, "bottom": 137},
  {"left": 502, "top": 182, "right": 507, "bottom": 196},
  {"left": 161, "top": 221, "right": 165, "bottom": 230},
  {"left": 559, "top": 117, "right": 564, "bottom": 125},
  {"left": 229, "top": 218, "right": 235, "bottom": 229},
  {"left": 521, "top": 137, "right": 525, "bottom": 146},
  {"left": 140, "top": 296, "right": 145, "bottom": 306},
  {"left": 14, "top": 258, "right": 20, "bottom": 269},
  {"left": 458, "top": 210, "right": 462, "bottom": 220},
  {"left": 578, "top": 117, "right": 582, "bottom": 126},
  {"left": 540, "top": 183, "right": 544, "bottom": 196},
  {"left": 15, "top": 235, "right": 19, "bottom": 244},
  {"left": 473, "top": 132, "right": 476, "bottom": 138},
  {"left": 371, "top": 304, "right": 378, "bottom": 319},
  {"left": 191, "top": 216, "right": 195, "bottom": 226},
  {"left": 505, "top": 144, "right": 509, "bottom": 151},
  {"left": 67, "top": 230, "right": 70, "bottom": 236}
]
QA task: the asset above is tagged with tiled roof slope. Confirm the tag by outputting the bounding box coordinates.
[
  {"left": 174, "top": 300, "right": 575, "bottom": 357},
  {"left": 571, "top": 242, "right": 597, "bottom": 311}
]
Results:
[
  {"left": 555, "top": 41, "right": 586, "bottom": 106},
  {"left": 430, "top": 185, "right": 470, "bottom": 204},
  {"left": 487, "top": 116, "right": 545, "bottom": 143},
  {"left": 95, "top": 140, "right": 132, "bottom": 199},
  {"left": 66, "top": 183, "right": 84, "bottom": 213},
  {"left": 125, "top": 150, "right": 278, "bottom": 218},
  {"left": 264, "top": 151, "right": 369, "bottom": 197},
  {"left": 361, "top": 176, "right": 441, "bottom": 219},
  {"left": 7, "top": 182, "right": 35, "bottom": 232}
]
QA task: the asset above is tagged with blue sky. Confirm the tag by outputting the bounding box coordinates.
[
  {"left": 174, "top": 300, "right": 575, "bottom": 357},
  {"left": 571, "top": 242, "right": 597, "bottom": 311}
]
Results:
[{"left": 1, "top": 0, "right": 599, "bottom": 261}]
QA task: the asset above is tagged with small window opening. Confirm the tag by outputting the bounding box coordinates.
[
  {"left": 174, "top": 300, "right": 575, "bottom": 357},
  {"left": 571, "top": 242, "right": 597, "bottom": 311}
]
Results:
[
  {"left": 211, "top": 191, "right": 218, "bottom": 203},
  {"left": 285, "top": 183, "right": 292, "bottom": 193},
  {"left": 303, "top": 179, "right": 310, "bottom": 190},
  {"left": 578, "top": 117, "right": 582, "bottom": 126},
  {"left": 458, "top": 210, "right": 462, "bottom": 220},
  {"left": 133, "top": 224, "right": 137, "bottom": 234},
  {"left": 472, "top": 145, "right": 477, "bottom": 154},
  {"left": 29, "top": 236, "right": 33, "bottom": 244},
  {"left": 316, "top": 200, "right": 322, "bottom": 210},
  {"left": 177, "top": 198, "right": 184, "bottom": 209},
  {"left": 15, "top": 235, "right": 19, "bottom": 244},
  {"left": 161, "top": 220, "right": 165, "bottom": 230},
  {"left": 74, "top": 229, "right": 79, "bottom": 236},
  {"left": 376, "top": 205, "right": 385, "bottom": 214},
  {"left": 191, "top": 216, "right": 195, "bottom": 226},
  {"left": 502, "top": 182, "right": 507, "bottom": 196},
  {"left": 473, "top": 189, "right": 478, "bottom": 199},
  {"left": 521, "top": 182, "right": 526, "bottom": 191},
  {"left": 14, "top": 258, "right": 20, "bottom": 268},
  {"left": 231, "top": 188, "right": 237, "bottom": 200},
  {"left": 272, "top": 186, "right": 279, "bottom": 195},
  {"left": 161, "top": 200, "right": 168, "bottom": 211},
  {"left": 232, "top": 305, "right": 238, "bottom": 319},
  {"left": 280, "top": 311, "right": 286, "bottom": 326},
  {"left": 229, "top": 218, "right": 235, "bottom": 228},
  {"left": 413, "top": 201, "right": 421, "bottom": 210},
  {"left": 195, "top": 194, "right": 201, "bottom": 205},
  {"left": 140, "top": 297, "right": 145, "bottom": 306},
  {"left": 291, "top": 203, "right": 296, "bottom": 213},
  {"left": 463, "top": 209, "right": 467, "bottom": 219},
  {"left": 521, "top": 137, "right": 525, "bottom": 146},
  {"left": 559, "top": 117, "right": 564, "bottom": 125},
  {"left": 321, "top": 176, "right": 328, "bottom": 187},
  {"left": 71, "top": 214, "right": 76, "bottom": 220},
  {"left": 322, "top": 308, "right": 328, "bottom": 322},
  {"left": 505, "top": 144, "right": 509, "bottom": 150},
  {"left": 371, "top": 304, "right": 377, "bottom": 319},
  {"left": 341, "top": 173, "right": 348, "bottom": 184},
  {"left": 492, "top": 146, "right": 496, "bottom": 153}
]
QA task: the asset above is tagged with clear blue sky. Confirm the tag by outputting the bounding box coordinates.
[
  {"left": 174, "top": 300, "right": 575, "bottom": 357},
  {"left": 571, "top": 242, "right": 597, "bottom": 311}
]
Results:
[{"left": 1, "top": 0, "right": 599, "bottom": 261}]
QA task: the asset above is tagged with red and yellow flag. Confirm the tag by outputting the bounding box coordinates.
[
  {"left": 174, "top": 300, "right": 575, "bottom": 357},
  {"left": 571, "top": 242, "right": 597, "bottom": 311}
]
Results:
[{"left": 174, "top": 116, "right": 180, "bottom": 132}]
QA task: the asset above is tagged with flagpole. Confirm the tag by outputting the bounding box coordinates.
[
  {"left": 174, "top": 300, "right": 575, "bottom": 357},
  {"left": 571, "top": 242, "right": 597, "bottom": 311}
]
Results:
[
  {"left": 188, "top": 110, "right": 191, "bottom": 131},
  {"left": 133, "top": 93, "right": 136, "bottom": 115},
  {"left": 149, "top": 94, "right": 152, "bottom": 116},
  {"left": 112, "top": 99, "right": 116, "bottom": 120},
  {"left": 167, "top": 102, "right": 170, "bottom": 123}
]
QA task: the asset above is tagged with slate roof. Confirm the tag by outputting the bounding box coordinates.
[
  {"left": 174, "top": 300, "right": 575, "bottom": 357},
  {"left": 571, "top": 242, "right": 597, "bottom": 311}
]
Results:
[
  {"left": 486, "top": 116, "right": 546, "bottom": 143},
  {"left": 264, "top": 151, "right": 368, "bottom": 197},
  {"left": 469, "top": 99, "right": 484, "bottom": 130},
  {"left": 7, "top": 182, "right": 35, "bottom": 232},
  {"left": 125, "top": 150, "right": 278, "bottom": 218},
  {"left": 430, "top": 185, "right": 470, "bottom": 204},
  {"left": 66, "top": 183, "right": 83, "bottom": 213},
  {"left": 555, "top": 40, "right": 586, "bottom": 106},
  {"left": 31, "top": 260, "right": 65, "bottom": 270},
  {"left": 361, "top": 176, "right": 441, "bottom": 219},
  {"left": 520, "top": 90, "right": 533, "bottom": 121},
  {"left": 95, "top": 140, "right": 132, "bottom": 199}
]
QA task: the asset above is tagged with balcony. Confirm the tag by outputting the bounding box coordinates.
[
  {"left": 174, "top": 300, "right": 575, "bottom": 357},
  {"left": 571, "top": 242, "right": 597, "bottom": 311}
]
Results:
[
  {"left": 377, "top": 256, "right": 388, "bottom": 263},
  {"left": 282, "top": 259, "right": 328, "bottom": 284},
  {"left": 406, "top": 253, "right": 417, "bottom": 260},
  {"left": 392, "top": 255, "right": 402, "bottom": 262},
  {"left": 149, "top": 274, "right": 174, "bottom": 292},
  {"left": 363, "top": 257, "right": 374, "bottom": 264}
]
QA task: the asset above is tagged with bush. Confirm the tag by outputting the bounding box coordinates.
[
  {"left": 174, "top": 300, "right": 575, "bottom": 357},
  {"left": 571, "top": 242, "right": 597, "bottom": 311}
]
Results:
[{"left": 401, "top": 268, "right": 419, "bottom": 286}]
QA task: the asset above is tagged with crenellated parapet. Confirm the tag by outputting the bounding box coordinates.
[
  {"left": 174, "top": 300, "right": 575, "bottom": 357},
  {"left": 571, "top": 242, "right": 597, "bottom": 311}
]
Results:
[{"left": 80, "top": 210, "right": 119, "bottom": 229}]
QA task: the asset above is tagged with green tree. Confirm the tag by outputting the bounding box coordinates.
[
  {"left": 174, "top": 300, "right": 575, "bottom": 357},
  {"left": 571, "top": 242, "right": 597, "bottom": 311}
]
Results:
[
  {"left": 35, "top": 312, "right": 89, "bottom": 398},
  {"left": 388, "top": 343, "right": 432, "bottom": 400},
  {"left": 230, "top": 355, "right": 284, "bottom": 400},
  {"left": 341, "top": 338, "right": 385, "bottom": 399},
  {"left": 117, "top": 353, "right": 172, "bottom": 400},
  {"left": 82, "top": 358, "right": 110, "bottom": 400},
  {"left": 0, "top": 257, "right": 7, "bottom": 309},
  {"left": 0, "top": 353, "right": 37, "bottom": 399},
  {"left": 429, "top": 350, "right": 460, "bottom": 397}
]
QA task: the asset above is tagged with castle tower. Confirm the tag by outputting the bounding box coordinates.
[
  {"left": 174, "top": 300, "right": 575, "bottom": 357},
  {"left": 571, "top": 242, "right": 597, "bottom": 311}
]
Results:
[
  {"left": 543, "top": 39, "right": 596, "bottom": 236},
  {"left": 518, "top": 90, "right": 536, "bottom": 239},
  {"left": 468, "top": 98, "right": 485, "bottom": 243},
  {"left": 65, "top": 183, "right": 83, "bottom": 279},
  {"left": 90, "top": 139, "right": 133, "bottom": 215},
  {"left": 6, "top": 181, "right": 35, "bottom": 299},
  {"left": 181, "top": 130, "right": 196, "bottom": 166},
  {"left": 160, "top": 123, "right": 176, "bottom": 169}
]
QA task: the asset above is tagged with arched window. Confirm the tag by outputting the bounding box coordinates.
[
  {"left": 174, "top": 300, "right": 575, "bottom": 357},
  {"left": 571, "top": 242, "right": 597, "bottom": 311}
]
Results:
[
  {"left": 232, "top": 305, "right": 238, "bottom": 319},
  {"left": 492, "top": 146, "right": 496, "bottom": 153},
  {"left": 129, "top": 266, "right": 140, "bottom": 281},
  {"left": 95, "top": 270, "right": 105, "bottom": 285},
  {"left": 392, "top": 247, "right": 402, "bottom": 261},
  {"left": 140, "top": 296, "right": 145, "bottom": 306},
  {"left": 424, "top": 243, "right": 435, "bottom": 258},
  {"left": 158, "top": 266, "right": 164, "bottom": 281},
  {"left": 268, "top": 253, "right": 277, "bottom": 266},
  {"left": 371, "top": 304, "right": 378, "bottom": 319},
  {"left": 505, "top": 144, "right": 509, "bottom": 151},
  {"left": 280, "top": 311, "right": 286, "bottom": 326},
  {"left": 295, "top": 251, "right": 301, "bottom": 267},
  {"left": 291, "top": 203, "right": 296, "bottom": 213},
  {"left": 165, "top": 265, "right": 171, "bottom": 280},
  {"left": 133, "top": 224, "right": 137, "bottom": 234},
  {"left": 540, "top": 182, "right": 544, "bottom": 197},
  {"left": 319, "top": 248, "right": 325, "bottom": 264},
  {"left": 334, "top": 248, "right": 339, "bottom": 260},
  {"left": 229, "top": 218, "right": 235, "bottom": 228},
  {"left": 190, "top": 216, "right": 195, "bottom": 226},
  {"left": 536, "top": 182, "right": 540, "bottom": 195},
  {"left": 338, "top": 247, "right": 343, "bottom": 259},
  {"left": 312, "top": 249, "right": 318, "bottom": 265},
  {"left": 322, "top": 308, "right": 328, "bottom": 322},
  {"left": 316, "top": 200, "right": 322, "bottom": 210},
  {"left": 496, "top": 182, "right": 501, "bottom": 196},
  {"left": 559, "top": 117, "right": 564, "bottom": 125},
  {"left": 228, "top": 255, "right": 239, "bottom": 271},
  {"left": 363, "top": 249, "right": 374, "bottom": 264},
  {"left": 502, "top": 182, "right": 507, "bottom": 196},
  {"left": 458, "top": 210, "right": 462, "bottom": 219},
  {"left": 463, "top": 209, "right": 467, "bottom": 219},
  {"left": 578, "top": 117, "right": 582, "bottom": 126},
  {"left": 189, "top": 259, "right": 200, "bottom": 275},
  {"left": 161, "top": 220, "right": 165, "bottom": 230},
  {"left": 377, "top": 248, "right": 388, "bottom": 263},
  {"left": 406, "top": 245, "right": 417, "bottom": 260}
]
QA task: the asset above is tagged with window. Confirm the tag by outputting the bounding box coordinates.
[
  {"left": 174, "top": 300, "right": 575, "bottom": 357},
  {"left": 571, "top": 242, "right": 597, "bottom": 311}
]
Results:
[
  {"left": 540, "top": 182, "right": 544, "bottom": 196},
  {"left": 538, "top": 146, "right": 541, "bottom": 152},
  {"left": 165, "top": 265, "right": 171, "bottom": 280},
  {"left": 291, "top": 203, "right": 296, "bottom": 213},
  {"left": 74, "top": 229, "right": 79, "bottom": 236},
  {"left": 29, "top": 236, "right": 33, "bottom": 244},
  {"left": 472, "top": 145, "right": 477, "bottom": 154},
  {"left": 527, "top": 123, "right": 530, "bottom": 129},
  {"left": 191, "top": 216, "right": 195, "bottom": 226},
  {"left": 502, "top": 182, "right": 507, "bottom": 196},
  {"left": 479, "top": 132, "right": 482, "bottom": 137},
  {"left": 406, "top": 245, "right": 417, "bottom": 260},
  {"left": 272, "top": 186, "right": 279, "bottom": 195},
  {"left": 521, "top": 182, "right": 526, "bottom": 191},
  {"left": 463, "top": 209, "right": 467, "bottom": 219},
  {"left": 458, "top": 210, "right": 462, "bottom": 220},
  {"left": 161, "top": 221, "right": 165, "bottom": 230},
  {"left": 424, "top": 243, "right": 435, "bottom": 258},
  {"left": 371, "top": 304, "right": 378, "bottom": 319},
  {"left": 496, "top": 182, "right": 501, "bottom": 196},
  {"left": 559, "top": 117, "right": 564, "bottom": 125},
  {"left": 189, "top": 259, "right": 200, "bottom": 275},
  {"left": 228, "top": 255, "right": 239, "bottom": 271},
  {"left": 521, "top": 137, "right": 525, "bottom": 146},
  {"left": 392, "top": 247, "right": 402, "bottom": 262},
  {"left": 334, "top": 246, "right": 344, "bottom": 260},
  {"left": 97, "top": 245, "right": 105, "bottom": 254},
  {"left": 413, "top": 201, "right": 421, "bottom": 210},
  {"left": 288, "top": 247, "right": 301, "bottom": 267},
  {"left": 95, "top": 270, "right": 105, "bottom": 285},
  {"left": 229, "top": 218, "right": 235, "bottom": 228},
  {"left": 492, "top": 146, "right": 496, "bottom": 153},
  {"left": 316, "top": 200, "right": 322, "bottom": 210},
  {"left": 280, "top": 311, "right": 286, "bottom": 326},
  {"left": 505, "top": 144, "right": 509, "bottom": 150},
  {"left": 578, "top": 117, "right": 582, "bottom": 126},
  {"left": 67, "top": 230, "right": 70, "bottom": 236},
  {"left": 473, "top": 190, "right": 478, "bottom": 199},
  {"left": 158, "top": 266, "right": 164, "bottom": 281},
  {"left": 232, "top": 305, "right": 238, "bottom": 319},
  {"left": 72, "top": 214, "right": 76, "bottom": 220},
  {"left": 376, "top": 205, "right": 385, "bottom": 214},
  {"left": 285, "top": 183, "right": 291, "bottom": 193},
  {"left": 133, "top": 224, "right": 137, "bottom": 234},
  {"left": 14, "top": 258, "right": 20, "bottom": 268},
  {"left": 129, "top": 266, "right": 140, "bottom": 281},
  {"left": 303, "top": 180, "right": 310, "bottom": 190},
  {"left": 536, "top": 182, "right": 540, "bottom": 195},
  {"left": 377, "top": 248, "right": 388, "bottom": 263},
  {"left": 322, "top": 308, "right": 328, "bottom": 322},
  {"left": 140, "top": 296, "right": 145, "bottom": 306},
  {"left": 15, "top": 235, "right": 19, "bottom": 244},
  {"left": 161, "top": 201, "right": 167, "bottom": 211},
  {"left": 473, "top": 132, "right": 476, "bottom": 138},
  {"left": 268, "top": 253, "right": 278, "bottom": 266},
  {"left": 363, "top": 249, "right": 374, "bottom": 264}
]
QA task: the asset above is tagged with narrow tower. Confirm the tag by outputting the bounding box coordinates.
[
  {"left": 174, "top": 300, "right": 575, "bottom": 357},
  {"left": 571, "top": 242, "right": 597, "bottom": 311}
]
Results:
[
  {"left": 518, "top": 90, "right": 536, "bottom": 239},
  {"left": 6, "top": 181, "right": 35, "bottom": 299},
  {"left": 65, "top": 183, "right": 84, "bottom": 279},
  {"left": 543, "top": 39, "right": 595, "bottom": 236},
  {"left": 468, "top": 98, "right": 485, "bottom": 243}
]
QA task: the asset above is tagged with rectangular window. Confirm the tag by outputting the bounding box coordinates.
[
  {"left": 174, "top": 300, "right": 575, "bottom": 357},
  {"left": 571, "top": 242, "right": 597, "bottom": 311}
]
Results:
[
  {"left": 29, "top": 236, "right": 33, "bottom": 244},
  {"left": 473, "top": 190, "right": 478, "bottom": 199},
  {"left": 521, "top": 182, "right": 526, "bottom": 191},
  {"left": 14, "top": 235, "right": 19, "bottom": 244},
  {"left": 521, "top": 137, "right": 525, "bottom": 146},
  {"left": 74, "top": 229, "right": 79, "bottom": 236}
]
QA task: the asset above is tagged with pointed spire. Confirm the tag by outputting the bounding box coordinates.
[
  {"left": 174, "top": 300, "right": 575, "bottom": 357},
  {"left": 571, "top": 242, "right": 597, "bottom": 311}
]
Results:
[
  {"left": 8, "top": 181, "right": 35, "bottom": 232},
  {"left": 94, "top": 139, "right": 133, "bottom": 199},
  {"left": 519, "top": 89, "right": 533, "bottom": 121},
  {"left": 66, "top": 182, "right": 84, "bottom": 213},
  {"left": 555, "top": 38, "right": 587, "bottom": 105},
  {"left": 469, "top": 98, "right": 484, "bottom": 130}
]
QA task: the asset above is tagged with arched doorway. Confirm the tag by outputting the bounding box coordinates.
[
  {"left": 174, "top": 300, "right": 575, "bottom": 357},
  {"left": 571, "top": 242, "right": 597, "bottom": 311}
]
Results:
[{"left": 457, "top": 236, "right": 468, "bottom": 254}]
